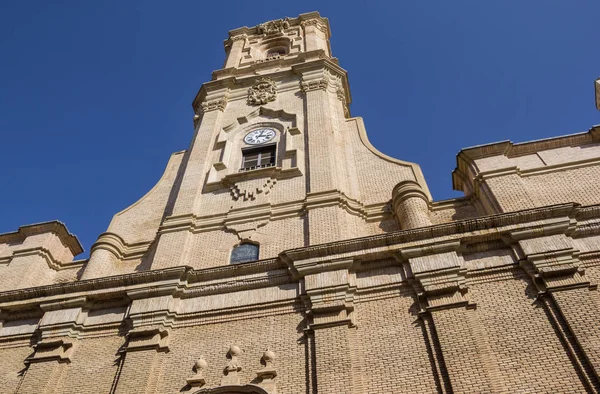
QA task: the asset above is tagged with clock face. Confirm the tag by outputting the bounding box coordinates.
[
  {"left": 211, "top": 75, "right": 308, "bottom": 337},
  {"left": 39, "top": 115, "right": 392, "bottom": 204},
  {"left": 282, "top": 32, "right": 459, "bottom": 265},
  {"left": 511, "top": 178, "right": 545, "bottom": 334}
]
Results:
[{"left": 244, "top": 128, "right": 276, "bottom": 145}]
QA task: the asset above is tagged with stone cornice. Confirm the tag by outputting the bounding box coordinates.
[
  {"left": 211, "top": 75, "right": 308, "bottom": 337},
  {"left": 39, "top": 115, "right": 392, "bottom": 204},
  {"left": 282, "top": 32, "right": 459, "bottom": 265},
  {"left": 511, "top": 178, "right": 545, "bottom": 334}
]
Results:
[
  {"left": 2, "top": 203, "right": 600, "bottom": 315},
  {"left": 0, "top": 266, "right": 190, "bottom": 308},
  {"left": 455, "top": 156, "right": 600, "bottom": 204},
  {"left": 225, "top": 11, "right": 330, "bottom": 42},
  {"left": 0, "top": 221, "right": 83, "bottom": 256},
  {"left": 159, "top": 190, "right": 389, "bottom": 236},
  {"left": 453, "top": 126, "right": 600, "bottom": 191},
  {"left": 91, "top": 232, "right": 153, "bottom": 261},
  {"left": 200, "top": 56, "right": 350, "bottom": 105},
  {"left": 281, "top": 203, "right": 580, "bottom": 265}
]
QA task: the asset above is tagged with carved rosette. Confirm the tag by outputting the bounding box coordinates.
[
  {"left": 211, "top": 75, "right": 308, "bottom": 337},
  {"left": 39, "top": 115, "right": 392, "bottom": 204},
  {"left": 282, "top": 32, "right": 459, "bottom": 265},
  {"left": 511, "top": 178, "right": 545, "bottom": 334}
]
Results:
[
  {"left": 257, "top": 18, "right": 290, "bottom": 36},
  {"left": 248, "top": 78, "right": 277, "bottom": 105}
]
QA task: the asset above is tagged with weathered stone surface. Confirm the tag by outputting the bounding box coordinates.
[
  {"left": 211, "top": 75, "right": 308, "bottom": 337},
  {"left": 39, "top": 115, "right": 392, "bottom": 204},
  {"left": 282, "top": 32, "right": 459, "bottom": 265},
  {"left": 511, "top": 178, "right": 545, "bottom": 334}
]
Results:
[{"left": 2, "top": 10, "right": 600, "bottom": 394}]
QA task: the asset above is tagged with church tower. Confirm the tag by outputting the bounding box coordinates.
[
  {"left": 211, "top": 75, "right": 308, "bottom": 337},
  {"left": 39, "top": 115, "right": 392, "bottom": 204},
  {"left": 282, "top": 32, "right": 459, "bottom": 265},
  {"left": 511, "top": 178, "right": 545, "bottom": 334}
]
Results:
[
  {"left": 81, "top": 12, "right": 431, "bottom": 278},
  {"left": 4, "top": 11, "right": 600, "bottom": 394}
]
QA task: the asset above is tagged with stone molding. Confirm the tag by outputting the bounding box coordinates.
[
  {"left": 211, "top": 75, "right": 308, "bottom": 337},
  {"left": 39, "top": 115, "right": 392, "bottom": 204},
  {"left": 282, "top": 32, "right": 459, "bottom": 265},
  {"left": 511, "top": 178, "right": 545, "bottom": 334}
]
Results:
[
  {"left": 506, "top": 226, "right": 591, "bottom": 294},
  {"left": 192, "top": 385, "right": 269, "bottom": 394},
  {"left": 300, "top": 18, "right": 329, "bottom": 35},
  {"left": 0, "top": 221, "right": 83, "bottom": 256},
  {"left": 126, "top": 326, "right": 169, "bottom": 352},
  {"left": 0, "top": 204, "right": 585, "bottom": 305},
  {"left": 91, "top": 232, "right": 152, "bottom": 262},
  {"left": 400, "top": 242, "right": 472, "bottom": 311},
  {"left": 300, "top": 78, "right": 328, "bottom": 92},
  {"left": 299, "top": 69, "right": 344, "bottom": 94},
  {"left": 200, "top": 97, "right": 228, "bottom": 114},
  {"left": 25, "top": 337, "right": 75, "bottom": 364},
  {"left": 290, "top": 258, "right": 358, "bottom": 329},
  {"left": 0, "top": 203, "right": 599, "bottom": 341},
  {"left": 230, "top": 34, "right": 247, "bottom": 43},
  {"left": 0, "top": 221, "right": 84, "bottom": 270},
  {"left": 156, "top": 191, "right": 390, "bottom": 252},
  {"left": 452, "top": 125, "right": 600, "bottom": 192},
  {"left": 392, "top": 180, "right": 432, "bottom": 230},
  {"left": 4, "top": 247, "right": 85, "bottom": 271}
]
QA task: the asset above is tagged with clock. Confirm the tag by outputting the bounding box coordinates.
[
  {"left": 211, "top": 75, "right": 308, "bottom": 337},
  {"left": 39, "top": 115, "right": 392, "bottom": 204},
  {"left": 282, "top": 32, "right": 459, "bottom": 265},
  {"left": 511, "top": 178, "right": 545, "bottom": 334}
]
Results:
[{"left": 244, "top": 128, "right": 276, "bottom": 145}]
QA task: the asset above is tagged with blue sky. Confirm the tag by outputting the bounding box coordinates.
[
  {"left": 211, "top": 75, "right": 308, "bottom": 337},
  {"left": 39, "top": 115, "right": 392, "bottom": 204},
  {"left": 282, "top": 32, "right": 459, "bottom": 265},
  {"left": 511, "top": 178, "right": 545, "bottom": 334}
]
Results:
[{"left": 1, "top": 1, "right": 599, "bottom": 257}]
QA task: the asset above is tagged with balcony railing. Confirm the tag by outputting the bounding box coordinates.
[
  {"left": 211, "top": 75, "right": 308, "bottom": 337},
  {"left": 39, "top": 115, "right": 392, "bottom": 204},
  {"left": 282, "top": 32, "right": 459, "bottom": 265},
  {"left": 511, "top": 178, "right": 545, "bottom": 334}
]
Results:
[{"left": 239, "top": 162, "right": 275, "bottom": 172}]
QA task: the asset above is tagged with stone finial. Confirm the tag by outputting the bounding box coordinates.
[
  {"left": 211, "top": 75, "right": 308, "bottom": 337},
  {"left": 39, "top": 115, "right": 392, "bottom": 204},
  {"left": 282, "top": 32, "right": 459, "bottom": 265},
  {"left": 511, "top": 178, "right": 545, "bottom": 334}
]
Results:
[
  {"left": 256, "top": 349, "right": 277, "bottom": 394},
  {"left": 186, "top": 356, "right": 208, "bottom": 387},
  {"left": 221, "top": 345, "right": 243, "bottom": 386}
]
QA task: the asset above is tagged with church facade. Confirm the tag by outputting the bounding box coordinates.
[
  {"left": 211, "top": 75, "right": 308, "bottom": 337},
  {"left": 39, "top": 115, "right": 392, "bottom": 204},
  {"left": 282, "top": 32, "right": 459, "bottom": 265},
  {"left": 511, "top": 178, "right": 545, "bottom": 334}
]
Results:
[{"left": 2, "top": 12, "right": 600, "bottom": 393}]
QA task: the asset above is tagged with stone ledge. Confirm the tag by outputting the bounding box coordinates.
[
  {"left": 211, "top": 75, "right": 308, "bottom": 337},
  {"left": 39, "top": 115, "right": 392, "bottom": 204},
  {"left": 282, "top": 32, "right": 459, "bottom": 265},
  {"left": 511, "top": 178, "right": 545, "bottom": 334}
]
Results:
[{"left": 0, "top": 221, "right": 83, "bottom": 256}]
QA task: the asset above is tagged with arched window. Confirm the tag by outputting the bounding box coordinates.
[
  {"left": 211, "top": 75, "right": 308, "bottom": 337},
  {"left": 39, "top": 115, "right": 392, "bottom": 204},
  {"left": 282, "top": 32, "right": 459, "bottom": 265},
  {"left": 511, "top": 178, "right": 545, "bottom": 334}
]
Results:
[
  {"left": 266, "top": 46, "right": 287, "bottom": 58},
  {"left": 230, "top": 243, "right": 259, "bottom": 264}
]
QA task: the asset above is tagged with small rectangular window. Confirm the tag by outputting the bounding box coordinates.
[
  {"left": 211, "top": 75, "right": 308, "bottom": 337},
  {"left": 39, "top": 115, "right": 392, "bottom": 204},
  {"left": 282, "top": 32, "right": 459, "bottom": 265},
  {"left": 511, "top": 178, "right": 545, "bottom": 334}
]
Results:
[{"left": 240, "top": 145, "right": 276, "bottom": 171}]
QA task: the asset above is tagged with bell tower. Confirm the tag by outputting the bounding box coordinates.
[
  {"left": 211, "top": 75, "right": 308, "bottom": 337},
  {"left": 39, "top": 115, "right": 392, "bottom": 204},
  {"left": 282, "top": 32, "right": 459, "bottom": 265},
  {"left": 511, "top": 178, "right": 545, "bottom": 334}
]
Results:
[{"left": 81, "top": 12, "right": 430, "bottom": 279}]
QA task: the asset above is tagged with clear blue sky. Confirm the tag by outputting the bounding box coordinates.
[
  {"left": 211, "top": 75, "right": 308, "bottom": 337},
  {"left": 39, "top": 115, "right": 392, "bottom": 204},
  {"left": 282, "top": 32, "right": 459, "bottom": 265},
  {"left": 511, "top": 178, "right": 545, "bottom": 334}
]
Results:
[{"left": 1, "top": 1, "right": 599, "bottom": 257}]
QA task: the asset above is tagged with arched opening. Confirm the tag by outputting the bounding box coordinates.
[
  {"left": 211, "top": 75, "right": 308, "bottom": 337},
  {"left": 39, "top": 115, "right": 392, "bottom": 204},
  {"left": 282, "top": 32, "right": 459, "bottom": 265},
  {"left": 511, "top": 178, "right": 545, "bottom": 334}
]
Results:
[
  {"left": 191, "top": 385, "right": 269, "bottom": 394},
  {"left": 265, "top": 46, "right": 287, "bottom": 58},
  {"left": 260, "top": 37, "right": 291, "bottom": 60}
]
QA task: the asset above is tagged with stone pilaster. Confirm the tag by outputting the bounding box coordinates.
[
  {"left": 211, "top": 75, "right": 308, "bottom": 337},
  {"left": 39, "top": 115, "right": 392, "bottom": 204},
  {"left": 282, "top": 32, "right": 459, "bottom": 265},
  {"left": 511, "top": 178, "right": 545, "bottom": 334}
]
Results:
[
  {"left": 113, "top": 287, "right": 175, "bottom": 394},
  {"left": 224, "top": 34, "right": 247, "bottom": 69},
  {"left": 16, "top": 297, "right": 86, "bottom": 393},
  {"left": 114, "top": 326, "right": 169, "bottom": 394},
  {"left": 299, "top": 13, "right": 330, "bottom": 54},
  {"left": 17, "top": 338, "right": 74, "bottom": 393},
  {"left": 403, "top": 244, "right": 497, "bottom": 394},
  {"left": 510, "top": 228, "right": 600, "bottom": 388},
  {"left": 298, "top": 67, "right": 338, "bottom": 194},
  {"left": 150, "top": 84, "right": 230, "bottom": 271},
  {"left": 290, "top": 258, "right": 360, "bottom": 394}
]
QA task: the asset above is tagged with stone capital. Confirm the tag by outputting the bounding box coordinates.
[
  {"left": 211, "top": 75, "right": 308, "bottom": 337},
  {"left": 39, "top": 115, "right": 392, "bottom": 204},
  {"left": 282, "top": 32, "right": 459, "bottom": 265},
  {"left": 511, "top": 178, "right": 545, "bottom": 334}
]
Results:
[
  {"left": 126, "top": 326, "right": 169, "bottom": 352},
  {"left": 299, "top": 262, "right": 357, "bottom": 329},
  {"left": 509, "top": 232, "right": 590, "bottom": 293},
  {"left": 26, "top": 338, "right": 75, "bottom": 364}
]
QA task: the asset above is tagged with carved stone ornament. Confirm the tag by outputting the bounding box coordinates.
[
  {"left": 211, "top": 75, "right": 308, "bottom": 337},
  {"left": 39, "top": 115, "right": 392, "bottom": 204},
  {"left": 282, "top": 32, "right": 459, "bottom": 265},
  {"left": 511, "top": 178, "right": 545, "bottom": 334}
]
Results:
[
  {"left": 300, "top": 79, "right": 328, "bottom": 93},
  {"left": 187, "top": 356, "right": 208, "bottom": 387},
  {"left": 200, "top": 97, "right": 228, "bottom": 114},
  {"left": 221, "top": 345, "right": 243, "bottom": 386},
  {"left": 255, "top": 349, "right": 278, "bottom": 394},
  {"left": 230, "top": 177, "right": 277, "bottom": 201},
  {"left": 257, "top": 18, "right": 289, "bottom": 36},
  {"left": 247, "top": 78, "right": 277, "bottom": 106},
  {"left": 300, "top": 19, "right": 328, "bottom": 34}
]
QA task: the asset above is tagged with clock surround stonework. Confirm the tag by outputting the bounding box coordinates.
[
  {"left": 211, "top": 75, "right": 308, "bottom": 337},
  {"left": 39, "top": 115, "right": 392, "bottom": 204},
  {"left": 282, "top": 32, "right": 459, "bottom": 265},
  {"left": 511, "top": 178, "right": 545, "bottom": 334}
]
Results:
[{"left": 2, "top": 11, "right": 600, "bottom": 394}]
